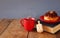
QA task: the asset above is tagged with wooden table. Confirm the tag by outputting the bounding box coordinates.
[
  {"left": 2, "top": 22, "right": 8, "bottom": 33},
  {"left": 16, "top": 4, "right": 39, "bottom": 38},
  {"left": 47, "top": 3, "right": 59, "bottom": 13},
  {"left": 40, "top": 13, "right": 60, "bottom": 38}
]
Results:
[{"left": 0, "top": 19, "right": 60, "bottom": 38}]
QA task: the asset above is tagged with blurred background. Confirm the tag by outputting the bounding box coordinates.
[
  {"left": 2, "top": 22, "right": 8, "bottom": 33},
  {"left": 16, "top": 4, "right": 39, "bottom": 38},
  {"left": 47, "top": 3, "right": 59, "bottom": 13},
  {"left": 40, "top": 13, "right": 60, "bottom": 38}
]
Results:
[{"left": 0, "top": 0, "right": 60, "bottom": 18}]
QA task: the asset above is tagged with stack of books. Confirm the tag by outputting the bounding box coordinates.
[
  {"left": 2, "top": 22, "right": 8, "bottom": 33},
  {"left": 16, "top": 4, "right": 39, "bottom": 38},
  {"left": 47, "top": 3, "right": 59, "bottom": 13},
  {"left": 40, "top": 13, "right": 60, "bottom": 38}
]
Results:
[{"left": 40, "top": 20, "right": 60, "bottom": 34}]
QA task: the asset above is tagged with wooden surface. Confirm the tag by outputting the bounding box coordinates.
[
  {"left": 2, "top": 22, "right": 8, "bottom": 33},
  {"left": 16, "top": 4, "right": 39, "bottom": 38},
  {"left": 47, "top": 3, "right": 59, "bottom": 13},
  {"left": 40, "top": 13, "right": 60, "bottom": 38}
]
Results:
[
  {"left": 0, "top": 19, "right": 60, "bottom": 38},
  {"left": 0, "top": 19, "right": 13, "bottom": 35}
]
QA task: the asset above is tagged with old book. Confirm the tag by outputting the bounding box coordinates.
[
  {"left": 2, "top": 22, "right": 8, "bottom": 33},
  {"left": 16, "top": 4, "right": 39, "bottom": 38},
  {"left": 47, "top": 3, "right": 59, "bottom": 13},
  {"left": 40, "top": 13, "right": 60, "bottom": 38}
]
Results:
[
  {"left": 40, "top": 21, "right": 60, "bottom": 34},
  {"left": 43, "top": 24, "right": 60, "bottom": 34}
]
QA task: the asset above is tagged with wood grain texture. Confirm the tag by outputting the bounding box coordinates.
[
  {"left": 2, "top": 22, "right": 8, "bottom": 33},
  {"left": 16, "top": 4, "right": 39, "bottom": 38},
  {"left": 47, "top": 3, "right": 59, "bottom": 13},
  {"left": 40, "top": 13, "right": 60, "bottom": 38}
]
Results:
[
  {"left": 0, "top": 19, "right": 13, "bottom": 35},
  {"left": 56, "top": 31, "right": 60, "bottom": 38},
  {"left": 0, "top": 19, "right": 6, "bottom": 22},
  {"left": 28, "top": 31, "right": 56, "bottom": 38},
  {"left": 0, "top": 19, "right": 2, "bottom": 22},
  {"left": 0, "top": 19, "right": 60, "bottom": 38},
  {"left": 0, "top": 19, "right": 28, "bottom": 38}
]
